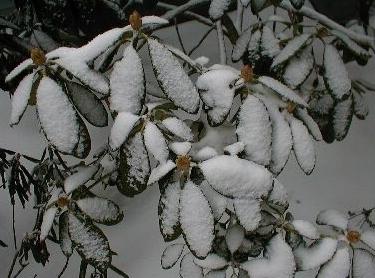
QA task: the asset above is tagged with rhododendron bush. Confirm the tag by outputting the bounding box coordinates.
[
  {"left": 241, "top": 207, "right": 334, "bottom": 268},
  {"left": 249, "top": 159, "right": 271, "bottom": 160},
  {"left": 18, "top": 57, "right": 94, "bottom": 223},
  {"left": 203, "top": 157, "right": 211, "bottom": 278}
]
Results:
[{"left": 2, "top": 0, "right": 375, "bottom": 277}]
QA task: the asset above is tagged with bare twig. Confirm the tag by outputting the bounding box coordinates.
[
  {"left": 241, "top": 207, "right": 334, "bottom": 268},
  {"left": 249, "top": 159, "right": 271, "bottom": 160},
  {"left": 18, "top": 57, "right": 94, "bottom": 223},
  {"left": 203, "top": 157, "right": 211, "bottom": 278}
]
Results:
[
  {"left": 174, "top": 18, "right": 187, "bottom": 54},
  {"left": 12, "top": 205, "right": 17, "bottom": 250},
  {"left": 109, "top": 264, "right": 130, "bottom": 278},
  {"left": 57, "top": 257, "right": 70, "bottom": 278}
]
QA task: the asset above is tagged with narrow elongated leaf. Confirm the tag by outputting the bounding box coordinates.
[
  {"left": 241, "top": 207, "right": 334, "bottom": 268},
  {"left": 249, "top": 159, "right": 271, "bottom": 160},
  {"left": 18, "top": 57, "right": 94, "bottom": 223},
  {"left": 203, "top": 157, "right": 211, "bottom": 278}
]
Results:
[
  {"left": 37, "top": 76, "right": 79, "bottom": 154},
  {"left": 295, "top": 108, "right": 323, "bottom": 141},
  {"left": 161, "top": 244, "right": 184, "bottom": 269},
  {"left": 144, "top": 121, "right": 169, "bottom": 163},
  {"left": 59, "top": 211, "right": 73, "bottom": 257},
  {"left": 158, "top": 181, "right": 182, "bottom": 242},
  {"left": 333, "top": 97, "right": 353, "bottom": 141},
  {"left": 261, "top": 26, "right": 280, "bottom": 58},
  {"left": 323, "top": 45, "right": 351, "bottom": 100},
  {"left": 162, "top": 117, "right": 193, "bottom": 141},
  {"left": 317, "top": 247, "right": 350, "bottom": 278},
  {"left": 180, "top": 253, "right": 204, "bottom": 278},
  {"left": 209, "top": 0, "right": 231, "bottom": 20},
  {"left": 10, "top": 73, "right": 35, "bottom": 126},
  {"left": 236, "top": 95, "right": 272, "bottom": 166},
  {"left": 148, "top": 38, "right": 199, "bottom": 113},
  {"left": 292, "top": 220, "right": 319, "bottom": 239},
  {"left": 232, "top": 27, "right": 252, "bottom": 62},
  {"left": 352, "top": 249, "right": 375, "bottom": 278},
  {"left": 316, "top": 209, "right": 348, "bottom": 231},
  {"left": 180, "top": 181, "right": 214, "bottom": 258},
  {"left": 109, "top": 112, "right": 140, "bottom": 150},
  {"left": 64, "top": 165, "right": 99, "bottom": 194},
  {"left": 147, "top": 160, "right": 176, "bottom": 185},
  {"left": 40, "top": 188, "right": 61, "bottom": 241},
  {"left": 200, "top": 181, "right": 227, "bottom": 220},
  {"left": 353, "top": 91, "right": 369, "bottom": 120},
  {"left": 68, "top": 212, "right": 111, "bottom": 271},
  {"left": 73, "top": 115, "right": 91, "bottom": 159},
  {"left": 200, "top": 155, "right": 272, "bottom": 199},
  {"left": 248, "top": 29, "right": 262, "bottom": 64},
  {"left": 66, "top": 81, "right": 108, "bottom": 127},
  {"left": 5, "top": 59, "right": 33, "bottom": 83},
  {"left": 110, "top": 45, "right": 145, "bottom": 114},
  {"left": 118, "top": 132, "right": 150, "bottom": 196},
  {"left": 269, "top": 179, "right": 289, "bottom": 209},
  {"left": 288, "top": 116, "right": 316, "bottom": 175},
  {"left": 234, "top": 199, "right": 262, "bottom": 232}
]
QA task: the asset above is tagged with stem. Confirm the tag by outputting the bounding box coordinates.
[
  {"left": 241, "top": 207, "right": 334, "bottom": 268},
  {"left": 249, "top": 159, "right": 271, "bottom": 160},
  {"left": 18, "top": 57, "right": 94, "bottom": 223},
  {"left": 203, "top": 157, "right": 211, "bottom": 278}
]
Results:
[
  {"left": 57, "top": 257, "right": 69, "bottom": 278},
  {"left": 109, "top": 264, "right": 130, "bottom": 278},
  {"left": 12, "top": 205, "right": 17, "bottom": 250},
  {"left": 79, "top": 260, "right": 87, "bottom": 278},
  {"left": 188, "top": 26, "right": 215, "bottom": 56},
  {"left": 235, "top": 0, "right": 244, "bottom": 32},
  {"left": 174, "top": 18, "right": 187, "bottom": 54},
  {"left": 7, "top": 249, "right": 19, "bottom": 278},
  {"left": 162, "top": 0, "right": 211, "bottom": 22},
  {"left": 216, "top": 20, "right": 226, "bottom": 64}
]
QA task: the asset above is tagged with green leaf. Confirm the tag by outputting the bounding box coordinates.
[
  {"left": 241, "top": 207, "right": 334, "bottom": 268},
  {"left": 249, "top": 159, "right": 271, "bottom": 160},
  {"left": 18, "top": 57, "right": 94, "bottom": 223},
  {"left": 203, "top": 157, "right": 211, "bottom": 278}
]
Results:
[
  {"left": 66, "top": 81, "right": 108, "bottom": 127},
  {"left": 161, "top": 243, "right": 184, "bottom": 269},
  {"left": 59, "top": 211, "right": 73, "bottom": 257},
  {"left": 352, "top": 91, "right": 369, "bottom": 120},
  {"left": 333, "top": 96, "right": 353, "bottom": 141},
  {"left": 72, "top": 115, "right": 91, "bottom": 159}
]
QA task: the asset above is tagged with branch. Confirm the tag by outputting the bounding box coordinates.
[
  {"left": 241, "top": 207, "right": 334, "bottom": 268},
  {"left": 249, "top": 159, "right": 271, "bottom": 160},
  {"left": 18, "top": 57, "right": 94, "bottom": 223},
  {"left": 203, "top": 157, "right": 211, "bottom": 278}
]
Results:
[
  {"left": 162, "top": 0, "right": 211, "bottom": 21},
  {"left": 216, "top": 20, "right": 226, "bottom": 64}
]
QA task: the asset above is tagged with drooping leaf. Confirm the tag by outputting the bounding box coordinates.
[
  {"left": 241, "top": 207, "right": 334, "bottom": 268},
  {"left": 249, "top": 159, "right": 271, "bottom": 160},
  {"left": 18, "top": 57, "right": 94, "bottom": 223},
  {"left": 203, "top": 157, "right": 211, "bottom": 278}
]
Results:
[
  {"left": 148, "top": 38, "right": 200, "bottom": 113},
  {"left": 316, "top": 209, "right": 348, "bottom": 231},
  {"left": 144, "top": 121, "right": 169, "bottom": 164},
  {"left": 161, "top": 243, "right": 184, "bottom": 269},
  {"left": 232, "top": 27, "right": 252, "bottom": 62},
  {"left": 59, "top": 211, "right": 73, "bottom": 257},
  {"left": 234, "top": 199, "right": 262, "bottom": 232},
  {"left": 5, "top": 59, "right": 34, "bottom": 83},
  {"left": 162, "top": 117, "right": 193, "bottom": 141},
  {"left": 180, "top": 181, "right": 214, "bottom": 258},
  {"left": 261, "top": 26, "right": 280, "bottom": 58},
  {"left": 352, "top": 249, "right": 375, "bottom": 278},
  {"left": 268, "top": 179, "right": 289, "bottom": 211},
  {"left": 64, "top": 165, "right": 99, "bottom": 194},
  {"left": 147, "top": 160, "right": 176, "bottom": 185},
  {"left": 317, "top": 247, "right": 350, "bottom": 278},
  {"left": 72, "top": 115, "right": 91, "bottom": 159},
  {"left": 40, "top": 188, "right": 61, "bottom": 241},
  {"left": 248, "top": 29, "right": 262, "bottom": 65},
  {"left": 200, "top": 181, "right": 227, "bottom": 220},
  {"left": 333, "top": 96, "right": 353, "bottom": 141},
  {"left": 236, "top": 95, "right": 272, "bottom": 166},
  {"left": 109, "top": 112, "right": 140, "bottom": 150},
  {"left": 295, "top": 108, "right": 323, "bottom": 141},
  {"left": 209, "top": 0, "right": 231, "bottom": 20},
  {"left": 180, "top": 253, "right": 204, "bottom": 278},
  {"left": 353, "top": 91, "right": 369, "bottom": 120},
  {"left": 291, "top": 220, "right": 319, "bottom": 239}
]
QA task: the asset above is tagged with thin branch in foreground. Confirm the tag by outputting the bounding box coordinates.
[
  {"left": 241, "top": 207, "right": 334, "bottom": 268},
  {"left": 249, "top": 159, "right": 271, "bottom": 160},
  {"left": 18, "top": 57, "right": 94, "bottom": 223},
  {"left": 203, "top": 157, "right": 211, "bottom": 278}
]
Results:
[
  {"left": 57, "top": 257, "right": 70, "bottom": 278},
  {"left": 109, "top": 264, "right": 130, "bottom": 278}
]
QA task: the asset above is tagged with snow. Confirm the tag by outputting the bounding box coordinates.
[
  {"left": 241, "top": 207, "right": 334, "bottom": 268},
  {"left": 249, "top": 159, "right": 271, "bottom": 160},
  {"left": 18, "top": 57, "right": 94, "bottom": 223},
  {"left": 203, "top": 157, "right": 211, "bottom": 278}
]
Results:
[
  {"left": 258, "top": 76, "right": 308, "bottom": 107},
  {"left": 194, "top": 253, "right": 227, "bottom": 269},
  {"left": 242, "top": 234, "right": 296, "bottom": 278},
  {"left": 283, "top": 46, "right": 314, "bottom": 89},
  {"left": 209, "top": 0, "right": 231, "bottom": 20},
  {"left": 248, "top": 29, "right": 262, "bottom": 63},
  {"left": 271, "top": 34, "right": 311, "bottom": 68},
  {"left": 147, "top": 160, "right": 176, "bottom": 185},
  {"left": 144, "top": 121, "right": 169, "bottom": 163},
  {"left": 5, "top": 58, "right": 33, "bottom": 83},
  {"left": 68, "top": 212, "right": 111, "bottom": 270},
  {"left": 223, "top": 142, "right": 245, "bottom": 156},
  {"left": 295, "top": 108, "right": 322, "bottom": 141},
  {"left": 292, "top": 220, "right": 319, "bottom": 239},
  {"left": 180, "top": 181, "right": 214, "bottom": 258},
  {"left": 316, "top": 209, "right": 348, "bottom": 230},
  {"left": 269, "top": 179, "right": 288, "bottom": 207},
  {"left": 331, "top": 30, "right": 370, "bottom": 61},
  {"left": 333, "top": 97, "right": 353, "bottom": 141},
  {"left": 232, "top": 27, "right": 252, "bottom": 62},
  {"left": 36, "top": 76, "right": 79, "bottom": 154},
  {"left": 199, "top": 155, "right": 272, "bottom": 199},
  {"left": 261, "top": 26, "right": 280, "bottom": 58},
  {"left": 294, "top": 238, "right": 338, "bottom": 270},
  {"left": 110, "top": 45, "right": 145, "bottom": 114},
  {"left": 161, "top": 244, "right": 184, "bottom": 269},
  {"left": 180, "top": 253, "right": 203, "bottom": 278},
  {"left": 200, "top": 181, "right": 227, "bottom": 220},
  {"left": 40, "top": 188, "right": 61, "bottom": 241},
  {"left": 263, "top": 100, "right": 292, "bottom": 174},
  {"left": 226, "top": 225, "right": 245, "bottom": 254},
  {"left": 10, "top": 73, "right": 34, "bottom": 126},
  {"left": 353, "top": 91, "right": 369, "bottom": 119},
  {"left": 76, "top": 196, "right": 122, "bottom": 224},
  {"left": 169, "top": 142, "right": 192, "bottom": 156},
  {"left": 109, "top": 112, "right": 140, "bottom": 150},
  {"left": 64, "top": 165, "right": 99, "bottom": 194},
  {"left": 352, "top": 249, "right": 375, "bottom": 278},
  {"left": 196, "top": 67, "right": 239, "bottom": 125},
  {"left": 360, "top": 230, "right": 375, "bottom": 250},
  {"left": 148, "top": 38, "right": 200, "bottom": 113},
  {"left": 159, "top": 181, "right": 181, "bottom": 240},
  {"left": 288, "top": 116, "right": 316, "bottom": 175},
  {"left": 323, "top": 45, "right": 351, "bottom": 100},
  {"left": 236, "top": 95, "right": 272, "bottom": 165},
  {"left": 193, "top": 146, "right": 218, "bottom": 161},
  {"left": 205, "top": 270, "right": 226, "bottom": 278},
  {"left": 162, "top": 117, "right": 193, "bottom": 141},
  {"left": 317, "top": 247, "right": 350, "bottom": 278},
  {"left": 234, "top": 198, "right": 262, "bottom": 231}
]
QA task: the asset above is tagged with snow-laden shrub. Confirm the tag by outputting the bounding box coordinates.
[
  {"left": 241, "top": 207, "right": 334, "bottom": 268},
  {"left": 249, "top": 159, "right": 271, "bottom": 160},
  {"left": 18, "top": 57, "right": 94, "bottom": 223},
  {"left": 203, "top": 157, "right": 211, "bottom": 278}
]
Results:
[{"left": 2, "top": 1, "right": 375, "bottom": 277}]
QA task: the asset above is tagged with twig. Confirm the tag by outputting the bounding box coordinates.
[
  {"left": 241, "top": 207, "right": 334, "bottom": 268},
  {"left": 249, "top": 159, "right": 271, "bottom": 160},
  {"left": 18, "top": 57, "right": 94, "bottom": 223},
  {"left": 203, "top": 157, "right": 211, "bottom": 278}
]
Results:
[
  {"left": 216, "top": 20, "right": 226, "bottom": 64},
  {"left": 162, "top": 0, "right": 211, "bottom": 22},
  {"left": 188, "top": 26, "right": 216, "bottom": 56},
  {"left": 109, "top": 264, "right": 130, "bottom": 278},
  {"left": 174, "top": 18, "right": 187, "bottom": 54},
  {"left": 7, "top": 249, "right": 19, "bottom": 278},
  {"left": 57, "top": 257, "right": 70, "bottom": 278},
  {"left": 12, "top": 262, "right": 29, "bottom": 278},
  {"left": 12, "top": 205, "right": 17, "bottom": 250}
]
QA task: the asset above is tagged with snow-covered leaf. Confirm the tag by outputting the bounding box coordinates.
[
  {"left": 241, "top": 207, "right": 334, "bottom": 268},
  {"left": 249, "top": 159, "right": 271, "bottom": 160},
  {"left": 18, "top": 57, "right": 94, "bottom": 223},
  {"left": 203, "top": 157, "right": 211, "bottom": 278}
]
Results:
[
  {"left": 64, "top": 165, "right": 99, "bottom": 194},
  {"left": 59, "top": 211, "right": 73, "bottom": 257},
  {"left": 169, "top": 142, "right": 192, "bottom": 156},
  {"left": 209, "top": 0, "right": 231, "bottom": 20},
  {"left": 237, "top": 95, "right": 272, "bottom": 165},
  {"left": 180, "top": 181, "right": 214, "bottom": 258},
  {"left": 162, "top": 117, "right": 193, "bottom": 141},
  {"left": 194, "top": 253, "right": 228, "bottom": 269},
  {"left": 316, "top": 209, "right": 348, "bottom": 231},
  {"left": 283, "top": 46, "right": 314, "bottom": 89},
  {"left": 161, "top": 244, "right": 184, "bottom": 269},
  {"left": 288, "top": 116, "right": 316, "bottom": 175},
  {"left": 258, "top": 76, "right": 308, "bottom": 107},
  {"left": 295, "top": 108, "right": 322, "bottom": 141},
  {"left": 226, "top": 225, "right": 245, "bottom": 253},
  {"left": 158, "top": 181, "right": 182, "bottom": 242},
  {"left": 251, "top": 0, "right": 268, "bottom": 13},
  {"left": 292, "top": 220, "right": 319, "bottom": 239},
  {"left": 205, "top": 270, "right": 226, "bottom": 278},
  {"left": 148, "top": 38, "right": 199, "bottom": 113},
  {"left": 110, "top": 45, "right": 145, "bottom": 114},
  {"left": 232, "top": 27, "right": 252, "bottom": 62},
  {"left": 234, "top": 199, "right": 261, "bottom": 232},
  {"left": 200, "top": 155, "right": 272, "bottom": 199},
  {"left": 294, "top": 238, "right": 338, "bottom": 270},
  {"left": 166, "top": 45, "right": 202, "bottom": 72},
  {"left": 10, "top": 73, "right": 35, "bottom": 126},
  {"left": 180, "top": 253, "right": 204, "bottom": 278},
  {"left": 68, "top": 212, "right": 111, "bottom": 271},
  {"left": 196, "top": 67, "right": 239, "bottom": 126},
  {"left": 5, "top": 58, "right": 33, "bottom": 83},
  {"left": 242, "top": 234, "right": 296, "bottom": 278},
  {"left": 323, "top": 45, "right": 351, "bottom": 100},
  {"left": 268, "top": 179, "right": 289, "bottom": 209},
  {"left": 40, "top": 188, "right": 61, "bottom": 241},
  {"left": 148, "top": 160, "right": 176, "bottom": 185},
  {"left": 193, "top": 147, "right": 218, "bottom": 162},
  {"left": 118, "top": 132, "right": 150, "bottom": 196},
  {"left": 272, "top": 34, "right": 311, "bottom": 68},
  {"left": 36, "top": 76, "right": 79, "bottom": 154},
  {"left": 76, "top": 195, "right": 123, "bottom": 225},
  {"left": 224, "top": 142, "right": 245, "bottom": 156},
  {"left": 66, "top": 81, "right": 108, "bottom": 127},
  {"left": 248, "top": 29, "right": 262, "bottom": 64},
  {"left": 360, "top": 230, "right": 375, "bottom": 250},
  {"left": 261, "top": 26, "right": 280, "bottom": 58},
  {"left": 309, "top": 94, "right": 334, "bottom": 116},
  {"left": 352, "top": 249, "right": 375, "bottom": 278},
  {"left": 333, "top": 97, "right": 353, "bottom": 141},
  {"left": 353, "top": 91, "right": 369, "bottom": 120},
  {"left": 200, "top": 181, "right": 227, "bottom": 220},
  {"left": 317, "top": 247, "right": 350, "bottom": 278},
  {"left": 290, "top": 0, "right": 305, "bottom": 9},
  {"left": 144, "top": 121, "right": 169, "bottom": 163},
  {"left": 109, "top": 112, "right": 140, "bottom": 150}
]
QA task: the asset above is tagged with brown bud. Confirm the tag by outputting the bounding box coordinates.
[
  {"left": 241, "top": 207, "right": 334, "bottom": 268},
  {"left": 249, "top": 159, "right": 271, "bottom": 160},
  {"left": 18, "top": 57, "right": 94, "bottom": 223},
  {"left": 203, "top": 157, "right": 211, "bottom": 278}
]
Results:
[
  {"left": 31, "top": 48, "right": 46, "bottom": 66},
  {"left": 347, "top": 230, "right": 361, "bottom": 243},
  {"left": 317, "top": 27, "right": 329, "bottom": 38},
  {"left": 241, "top": 65, "right": 254, "bottom": 83},
  {"left": 176, "top": 155, "right": 191, "bottom": 173},
  {"left": 129, "top": 10, "right": 142, "bottom": 31},
  {"left": 57, "top": 196, "right": 70, "bottom": 208},
  {"left": 287, "top": 102, "right": 296, "bottom": 114}
]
